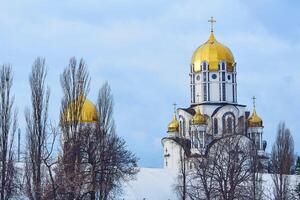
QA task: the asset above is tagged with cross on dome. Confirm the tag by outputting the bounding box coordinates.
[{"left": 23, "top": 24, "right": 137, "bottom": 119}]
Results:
[
  {"left": 173, "top": 103, "right": 177, "bottom": 114},
  {"left": 252, "top": 96, "right": 256, "bottom": 109},
  {"left": 208, "top": 16, "right": 216, "bottom": 32}
]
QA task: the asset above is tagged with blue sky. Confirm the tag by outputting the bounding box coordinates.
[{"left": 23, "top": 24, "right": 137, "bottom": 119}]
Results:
[{"left": 0, "top": 0, "right": 299, "bottom": 167}]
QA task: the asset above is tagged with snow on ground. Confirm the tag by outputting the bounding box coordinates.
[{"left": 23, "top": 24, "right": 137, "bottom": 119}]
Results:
[
  {"left": 122, "top": 168, "right": 178, "bottom": 200},
  {"left": 122, "top": 168, "right": 300, "bottom": 200}
]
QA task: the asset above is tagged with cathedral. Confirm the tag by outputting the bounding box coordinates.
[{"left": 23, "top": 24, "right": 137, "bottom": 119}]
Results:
[{"left": 162, "top": 18, "right": 268, "bottom": 172}]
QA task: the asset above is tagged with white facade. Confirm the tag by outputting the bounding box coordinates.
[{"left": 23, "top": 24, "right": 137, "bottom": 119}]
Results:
[
  {"left": 190, "top": 62, "right": 237, "bottom": 104},
  {"left": 161, "top": 134, "right": 183, "bottom": 172}
]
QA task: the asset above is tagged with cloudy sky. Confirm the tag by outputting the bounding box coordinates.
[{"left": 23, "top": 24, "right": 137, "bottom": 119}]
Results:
[{"left": 0, "top": 0, "right": 299, "bottom": 167}]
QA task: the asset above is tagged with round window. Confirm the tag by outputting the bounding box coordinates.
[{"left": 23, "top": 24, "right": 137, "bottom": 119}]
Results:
[
  {"left": 227, "top": 75, "right": 231, "bottom": 80},
  {"left": 196, "top": 75, "right": 200, "bottom": 81},
  {"left": 212, "top": 74, "right": 217, "bottom": 79}
]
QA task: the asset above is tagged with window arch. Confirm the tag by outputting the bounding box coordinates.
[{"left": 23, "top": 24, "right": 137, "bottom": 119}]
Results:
[
  {"left": 202, "top": 62, "right": 207, "bottom": 71},
  {"left": 238, "top": 116, "right": 245, "bottom": 134},
  {"left": 222, "top": 112, "right": 236, "bottom": 134},
  {"left": 222, "top": 62, "right": 226, "bottom": 70},
  {"left": 213, "top": 118, "right": 218, "bottom": 134},
  {"left": 227, "top": 117, "right": 233, "bottom": 134},
  {"left": 183, "top": 120, "right": 186, "bottom": 137},
  {"left": 179, "top": 116, "right": 186, "bottom": 137}
]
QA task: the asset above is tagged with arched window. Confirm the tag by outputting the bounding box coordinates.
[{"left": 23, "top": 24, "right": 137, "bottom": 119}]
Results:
[
  {"left": 200, "top": 131, "right": 204, "bottom": 148},
  {"left": 179, "top": 117, "right": 186, "bottom": 137},
  {"left": 203, "top": 83, "right": 207, "bottom": 101},
  {"left": 238, "top": 116, "right": 245, "bottom": 134},
  {"left": 182, "top": 119, "right": 186, "bottom": 137},
  {"left": 179, "top": 121, "right": 182, "bottom": 136},
  {"left": 222, "top": 62, "right": 225, "bottom": 70},
  {"left": 214, "top": 118, "right": 218, "bottom": 134},
  {"left": 193, "top": 131, "right": 199, "bottom": 149},
  {"left": 227, "top": 117, "right": 233, "bottom": 134},
  {"left": 202, "top": 62, "right": 207, "bottom": 71},
  {"left": 222, "top": 112, "right": 236, "bottom": 134},
  {"left": 255, "top": 133, "right": 260, "bottom": 149}
]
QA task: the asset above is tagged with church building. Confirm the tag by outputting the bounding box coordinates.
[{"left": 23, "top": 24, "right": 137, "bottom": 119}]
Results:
[{"left": 162, "top": 18, "right": 268, "bottom": 172}]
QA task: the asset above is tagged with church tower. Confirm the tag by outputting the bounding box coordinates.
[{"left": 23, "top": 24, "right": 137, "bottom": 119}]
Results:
[
  {"left": 162, "top": 112, "right": 182, "bottom": 171},
  {"left": 190, "top": 17, "right": 237, "bottom": 105},
  {"left": 247, "top": 97, "right": 264, "bottom": 155}
]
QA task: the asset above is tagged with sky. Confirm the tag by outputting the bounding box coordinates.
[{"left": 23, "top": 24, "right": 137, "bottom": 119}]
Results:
[{"left": 0, "top": 0, "right": 299, "bottom": 167}]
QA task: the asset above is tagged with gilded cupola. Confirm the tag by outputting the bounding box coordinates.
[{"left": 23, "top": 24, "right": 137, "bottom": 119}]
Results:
[
  {"left": 191, "top": 106, "right": 207, "bottom": 125},
  {"left": 167, "top": 114, "right": 179, "bottom": 133},
  {"left": 64, "top": 95, "right": 98, "bottom": 124},
  {"left": 191, "top": 32, "right": 234, "bottom": 73},
  {"left": 248, "top": 97, "right": 263, "bottom": 127},
  {"left": 248, "top": 108, "right": 263, "bottom": 128}
]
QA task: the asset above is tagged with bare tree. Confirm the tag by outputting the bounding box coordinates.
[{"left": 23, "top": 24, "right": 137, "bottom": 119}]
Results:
[
  {"left": 80, "top": 82, "right": 138, "bottom": 200},
  {"left": 271, "top": 122, "right": 294, "bottom": 200},
  {"left": 176, "top": 149, "right": 188, "bottom": 200},
  {"left": 188, "top": 144, "right": 221, "bottom": 200},
  {"left": 173, "top": 117, "right": 262, "bottom": 200},
  {"left": 0, "top": 64, "right": 18, "bottom": 200},
  {"left": 209, "top": 135, "right": 252, "bottom": 200},
  {"left": 56, "top": 59, "right": 137, "bottom": 200},
  {"left": 248, "top": 143, "right": 264, "bottom": 200},
  {"left": 24, "top": 58, "right": 58, "bottom": 200},
  {"left": 56, "top": 57, "right": 90, "bottom": 200},
  {"left": 181, "top": 134, "right": 254, "bottom": 200}
]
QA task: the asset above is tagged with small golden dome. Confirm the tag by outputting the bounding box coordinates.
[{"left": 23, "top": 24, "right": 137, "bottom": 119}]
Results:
[
  {"left": 191, "top": 32, "right": 234, "bottom": 72},
  {"left": 64, "top": 95, "right": 98, "bottom": 124},
  {"left": 167, "top": 114, "right": 179, "bottom": 133},
  {"left": 192, "top": 106, "right": 207, "bottom": 125},
  {"left": 248, "top": 109, "right": 263, "bottom": 127}
]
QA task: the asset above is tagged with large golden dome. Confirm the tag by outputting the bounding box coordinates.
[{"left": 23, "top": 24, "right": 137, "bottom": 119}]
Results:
[
  {"left": 191, "top": 32, "right": 234, "bottom": 72},
  {"left": 64, "top": 96, "right": 98, "bottom": 124}
]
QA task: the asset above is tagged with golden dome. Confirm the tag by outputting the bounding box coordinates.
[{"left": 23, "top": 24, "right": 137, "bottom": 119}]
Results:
[
  {"left": 248, "top": 109, "right": 263, "bottom": 127},
  {"left": 64, "top": 95, "right": 98, "bottom": 124},
  {"left": 192, "top": 106, "right": 207, "bottom": 125},
  {"left": 191, "top": 32, "right": 234, "bottom": 72},
  {"left": 167, "top": 114, "right": 179, "bottom": 133}
]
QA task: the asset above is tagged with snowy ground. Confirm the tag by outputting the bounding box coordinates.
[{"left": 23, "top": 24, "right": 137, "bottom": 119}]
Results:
[
  {"left": 122, "top": 168, "right": 178, "bottom": 200},
  {"left": 122, "top": 168, "right": 300, "bottom": 200}
]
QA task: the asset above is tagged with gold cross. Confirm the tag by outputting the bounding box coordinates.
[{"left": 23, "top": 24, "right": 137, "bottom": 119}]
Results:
[
  {"left": 208, "top": 16, "right": 216, "bottom": 32},
  {"left": 252, "top": 96, "right": 256, "bottom": 108}
]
